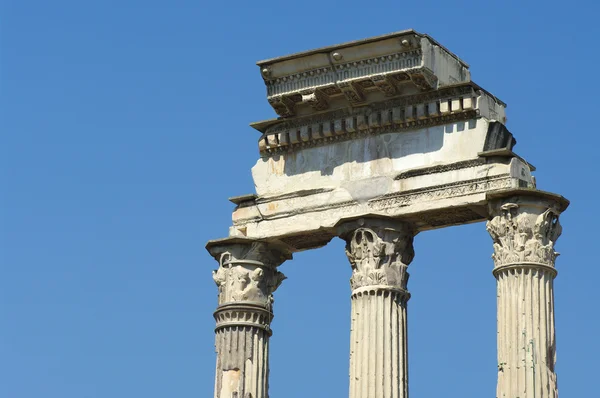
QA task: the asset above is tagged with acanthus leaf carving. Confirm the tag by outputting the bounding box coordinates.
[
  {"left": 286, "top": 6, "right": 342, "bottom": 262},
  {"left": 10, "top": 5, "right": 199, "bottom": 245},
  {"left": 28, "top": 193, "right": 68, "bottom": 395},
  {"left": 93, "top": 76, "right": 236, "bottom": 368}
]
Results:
[
  {"left": 486, "top": 203, "right": 562, "bottom": 267},
  {"left": 343, "top": 226, "right": 414, "bottom": 291},
  {"left": 211, "top": 241, "right": 289, "bottom": 306}
]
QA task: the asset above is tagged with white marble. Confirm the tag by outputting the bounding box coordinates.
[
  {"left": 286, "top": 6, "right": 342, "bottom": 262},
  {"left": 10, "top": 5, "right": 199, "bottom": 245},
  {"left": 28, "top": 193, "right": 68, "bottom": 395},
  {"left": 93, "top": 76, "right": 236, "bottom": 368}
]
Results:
[
  {"left": 207, "top": 239, "right": 291, "bottom": 398},
  {"left": 488, "top": 196, "right": 564, "bottom": 398},
  {"left": 339, "top": 219, "right": 414, "bottom": 398}
]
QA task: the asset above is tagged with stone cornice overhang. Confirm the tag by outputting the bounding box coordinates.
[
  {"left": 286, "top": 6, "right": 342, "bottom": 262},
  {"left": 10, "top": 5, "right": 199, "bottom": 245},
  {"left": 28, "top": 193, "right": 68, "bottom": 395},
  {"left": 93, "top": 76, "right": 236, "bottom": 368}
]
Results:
[
  {"left": 250, "top": 81, "right": 506, "bottom": 134},
  {"left": 255, "top": 30, "right": 473, "bottom": 118},
  {"left": 252, "top": 82, "right": 505, "bottom": 156},
  {"left": 256, "top": 29, "right": 468, "bottom": 68},
  {"left": 486, "top": 188, "right": 570, "bottom": 213},
  {"left": 206, "top": 236, "right": 293, "bottom": 260}
]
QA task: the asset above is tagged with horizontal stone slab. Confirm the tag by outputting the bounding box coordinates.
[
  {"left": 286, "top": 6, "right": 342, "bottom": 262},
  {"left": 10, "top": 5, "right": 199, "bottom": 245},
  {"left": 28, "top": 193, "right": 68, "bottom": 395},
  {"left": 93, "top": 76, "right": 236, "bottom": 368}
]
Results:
[
  {"left": 228, "top": 156, "right": 538, "bottom": 251},
  {"left": 252, "top": 115, "right": 512, "bottom": 198}
]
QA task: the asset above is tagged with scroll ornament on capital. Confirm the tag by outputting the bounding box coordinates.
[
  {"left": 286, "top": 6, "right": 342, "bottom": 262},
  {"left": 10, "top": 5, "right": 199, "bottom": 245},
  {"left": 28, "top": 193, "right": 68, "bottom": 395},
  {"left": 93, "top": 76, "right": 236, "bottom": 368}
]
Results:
[
  {"left": 344, "top": 227, "right": 415, "bottom": 291},
  {"left": 212, "top": 242, "right": 287, "bottom": 306},
  {"left": 486, "top": 203, "right": 562, "bottom": 267}
]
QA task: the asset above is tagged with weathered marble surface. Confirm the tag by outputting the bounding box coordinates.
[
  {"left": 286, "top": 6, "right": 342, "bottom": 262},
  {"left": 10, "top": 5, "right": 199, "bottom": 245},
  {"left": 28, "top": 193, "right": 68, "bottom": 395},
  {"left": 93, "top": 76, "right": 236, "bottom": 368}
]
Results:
[
  {"left": 349, "top": 287, "right": 409, "bottom": 398},
  {"left": 487, "top": 193, "right": 567, "bottom": 398},
  {"left": 231, "top": 153, "right": 534, "bottom": 250},
  {"left": 338, "top": 218, "right": 414, "bottom": 398},
  {"left": 257, "top": 30, "right": 471, "bottom": 117},
  {"left": 219, "top": 31, "right": 526, "bottom": 251},
  {"left": 253, "top": 116, "right": 509, "bottom": 197},
  {"left": 206, "top": 238, "right": 291, "bottom": 398},
  {"left": 254, "top": 82, "right": 506, "bottom": 157}
]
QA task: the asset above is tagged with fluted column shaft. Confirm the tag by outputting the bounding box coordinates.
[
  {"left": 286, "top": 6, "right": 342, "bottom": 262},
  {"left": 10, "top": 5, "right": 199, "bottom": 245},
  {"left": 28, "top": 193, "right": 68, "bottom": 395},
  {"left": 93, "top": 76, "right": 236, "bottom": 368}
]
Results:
[
  {"left": 494, "top": 264, "right": 557, "bottom": 398},
  {"left": 214, "top": 303, "right": 272, "bottom": 398},
  {"left": 350, "top": 287, "right": 410, "bottom": 398},
  {"left": 339, "top": 218, "right": 415, "bottom": 398},
  {"left": 487, "top": 196, "right": 566, "bottom": 398},
  {"left": 207, "top": 239, "right": 291, "bottom": 398}
]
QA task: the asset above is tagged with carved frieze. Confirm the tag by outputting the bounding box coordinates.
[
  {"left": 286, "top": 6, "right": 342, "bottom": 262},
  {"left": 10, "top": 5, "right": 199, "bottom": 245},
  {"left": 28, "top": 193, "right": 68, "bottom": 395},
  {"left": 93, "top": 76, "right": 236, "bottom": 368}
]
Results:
[
  {"left": 369, "top": 175, "right": 513, "bottom": 211},
  {"left": 342, "top": 225, "right": 414, "bottom": 291},
  {"left": 232, "top": 175, "right": 515, "bottom": 228},
  {"left": 486, "top": 203, "right": 562, "bottom": 267}
]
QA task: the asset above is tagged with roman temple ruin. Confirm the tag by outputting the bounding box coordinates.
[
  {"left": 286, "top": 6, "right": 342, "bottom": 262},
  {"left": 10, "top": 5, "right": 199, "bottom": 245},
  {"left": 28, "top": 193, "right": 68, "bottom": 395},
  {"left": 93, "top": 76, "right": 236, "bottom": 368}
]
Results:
[{"left": 205, "top": 30, "right": 568, "bottom": 398}]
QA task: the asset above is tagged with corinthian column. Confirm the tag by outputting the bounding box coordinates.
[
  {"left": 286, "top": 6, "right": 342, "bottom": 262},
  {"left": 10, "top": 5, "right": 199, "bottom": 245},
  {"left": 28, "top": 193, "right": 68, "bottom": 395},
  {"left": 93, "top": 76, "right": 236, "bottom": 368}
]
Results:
[
  {"left": 338, "top": 218, "right": 415, "bottom": 398},
  {"left": 206, "top": 238, "right": 291, "bottom": 398},
  {"left": 487, "top": 193, "right": 568, "bottom": 398}
]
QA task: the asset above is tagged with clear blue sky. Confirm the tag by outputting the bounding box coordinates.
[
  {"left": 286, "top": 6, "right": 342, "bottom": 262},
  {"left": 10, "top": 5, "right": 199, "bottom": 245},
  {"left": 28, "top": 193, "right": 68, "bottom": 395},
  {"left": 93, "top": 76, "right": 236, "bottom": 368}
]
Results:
[{"left": 1, "top": 1, "right": 598, "bottom": 397}]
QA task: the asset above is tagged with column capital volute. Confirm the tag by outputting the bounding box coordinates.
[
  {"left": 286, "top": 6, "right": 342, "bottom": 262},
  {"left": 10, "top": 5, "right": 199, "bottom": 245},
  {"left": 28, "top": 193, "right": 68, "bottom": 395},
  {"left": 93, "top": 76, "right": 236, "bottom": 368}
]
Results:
[
  {"left": 336, "top": 216, "right": 416, "bottom": 292},
  {"left": 206, "top": 237, "right": 292, "bottom": 306},
  {"left": 485, "top": 189, "right": 568, "bottom": 269}
]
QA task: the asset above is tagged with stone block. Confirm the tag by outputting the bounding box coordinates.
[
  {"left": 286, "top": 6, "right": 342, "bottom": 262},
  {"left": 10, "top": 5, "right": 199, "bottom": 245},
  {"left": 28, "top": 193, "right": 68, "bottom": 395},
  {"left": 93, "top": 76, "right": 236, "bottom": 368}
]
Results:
[
  {"left": 451, "top": 99, "right": 461, "bottom": 112},
  {"left": 334, "top": 119, "right": 345, "bottom": 135},
  {"left": 440, "top": 100, "right": 450, "bottom": 114},
  {"left": 369, "top": 112, "right": 380, "bottom": 127},
  {"left": 416, "top": 104, "right": 426, "bottom": 119},
  {"left": 428, "top": 102, "right": 439, "bottom": 117}
]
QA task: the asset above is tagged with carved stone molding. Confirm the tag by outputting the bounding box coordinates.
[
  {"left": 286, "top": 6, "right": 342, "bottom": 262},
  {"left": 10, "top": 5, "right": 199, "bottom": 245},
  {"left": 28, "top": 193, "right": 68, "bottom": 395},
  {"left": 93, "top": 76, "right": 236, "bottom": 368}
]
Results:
[
  {"left": 232, "top": 175, "right": 516, "bottom": 229},
  {"left": 370, "top": 175, "right": 513, "bottom": 211},
  {"left": 300, "top": 88, "right": 329, "bottom": 111},
  {"left": 207, "top": 239, "right": 291, "bottom": 306},
  {"left": 371, "top": 75, "right": 399, "bottom": 96},
  {"left": 268, "top": 95, "right": 295, "bottom": 118},
  {"left": 257, "top": 81, "right": 507, "bottom": 156},
  {"left": 408, "top": 68, "right": 438, "bottom": 90},
  {"left": 337, "top": 81, "right": 366, "bottom": 104},
  {"left": 339, "top": 219, "right": 415, "bottom": 292},
  {"left": 486, "top": 202, "right": 562, "bottom": 268},
  {"left": 213, "top": 302, "right": 274, "bottom": 334}
]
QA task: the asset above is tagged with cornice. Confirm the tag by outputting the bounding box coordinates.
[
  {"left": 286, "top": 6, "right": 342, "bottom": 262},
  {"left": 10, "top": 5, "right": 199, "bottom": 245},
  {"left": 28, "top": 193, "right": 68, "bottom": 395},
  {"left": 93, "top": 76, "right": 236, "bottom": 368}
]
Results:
[
  {"left": 256, "top": 31, "right": 473, "bottom": 117},
  {"left": 250, "top": 81, "right": 505, "bottom": 135},
  {"left": 256, "top": 29, "right": 469, "bottom": 68},
  {"left": 256, "top": 82, "right": 507, "bottom": 156},
  {"left": 263, "top": 51, "right": 424, "bottom": 97}
]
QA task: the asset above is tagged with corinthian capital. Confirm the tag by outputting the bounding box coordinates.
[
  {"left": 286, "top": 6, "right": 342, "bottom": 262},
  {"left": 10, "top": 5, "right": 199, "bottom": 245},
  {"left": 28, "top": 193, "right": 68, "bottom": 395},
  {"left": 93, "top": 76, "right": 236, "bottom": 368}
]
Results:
[
  {"left": 486, "top": 201, "right": 562, "bottom": 268},
  {"left": 207, "top": 238, "right": 291, "bottom": 306},
  {"left": 339, "top": 218, "right": 415, "bottom": 291}
]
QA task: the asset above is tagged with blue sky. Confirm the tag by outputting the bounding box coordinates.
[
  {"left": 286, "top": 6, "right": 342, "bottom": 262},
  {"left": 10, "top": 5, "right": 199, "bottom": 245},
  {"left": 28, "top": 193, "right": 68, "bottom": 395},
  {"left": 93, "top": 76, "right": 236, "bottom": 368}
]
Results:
[{"left": 1, "top": 0, "right": 598, "bottom": 397}]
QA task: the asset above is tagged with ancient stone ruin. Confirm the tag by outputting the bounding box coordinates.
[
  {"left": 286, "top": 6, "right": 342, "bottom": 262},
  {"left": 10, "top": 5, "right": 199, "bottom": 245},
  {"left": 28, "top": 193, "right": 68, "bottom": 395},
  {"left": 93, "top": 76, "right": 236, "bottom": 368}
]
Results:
[{"left": 206, "top": 30, "right": 568, "bottom": 398}]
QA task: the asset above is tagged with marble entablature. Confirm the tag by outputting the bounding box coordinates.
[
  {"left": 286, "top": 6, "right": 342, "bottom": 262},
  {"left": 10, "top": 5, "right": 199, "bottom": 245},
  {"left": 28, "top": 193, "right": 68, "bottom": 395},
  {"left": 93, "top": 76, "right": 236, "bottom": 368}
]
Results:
[{"left": 226, "top": 31, "right": 532, "bottom": 251}]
